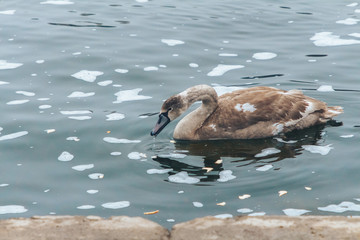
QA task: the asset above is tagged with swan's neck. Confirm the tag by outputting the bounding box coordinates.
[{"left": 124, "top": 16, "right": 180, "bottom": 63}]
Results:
[{"left": 173, "top": 85, "right": 218, "bottom": 140}]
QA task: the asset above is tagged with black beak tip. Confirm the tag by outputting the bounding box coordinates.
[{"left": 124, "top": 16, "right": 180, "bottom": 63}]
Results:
[{"left": 150, "top": 131, "right": 156, "bottom": 136}]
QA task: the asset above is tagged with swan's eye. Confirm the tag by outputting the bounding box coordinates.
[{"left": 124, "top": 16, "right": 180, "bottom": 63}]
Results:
[{"left": 168, "top": 107, "right": 173, "bottom": 112}]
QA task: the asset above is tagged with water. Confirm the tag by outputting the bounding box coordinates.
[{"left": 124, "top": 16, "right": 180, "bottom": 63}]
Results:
[{"left": 0, "top": 0, "right": 360, "bottom": 228}]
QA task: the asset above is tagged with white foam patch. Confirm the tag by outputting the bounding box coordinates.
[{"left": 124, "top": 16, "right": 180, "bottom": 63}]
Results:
[
  {"left": 0, "top": 184, "right": 9, "bottom": 187},
  {"left": 219, "top": 53, "right": 238, "bottom": 57},
  {"left": 248, "top": 212, "right": 266, "bottom": 216},
  {"left": 87, "top": 190, "right": 99, "bottom": 194},
  {"left": 135, "top": 0, "right": 148, "bottom": 3},
  {"left": 237, "top": 208, "right": 253, "bottom": 214},
  {"left": 340, "top": 134, "right": 354, "bottom": 138},
  {"left": 77, "top": 205, "right": 95, "bottom": 209},
  {"left": 110, "top": 152, "right": 122, "bottom": 156},
  {"left": 58, "top": 151, "right": 74, "bottom": 161},
  {"left": 318, "top": 201, "right": 360, "bottom": 213},
  {"left": 161, "top": 39, "right": 185, "bottom": 46},
  {"left": 147, "top": 168, "right": 173, "bottom": 174},
  {"left": 97, "top": 80, "right": 113, "bottom": 86},
  {"left": 255, "top": 148, "right": 281, "bottom": 158},
  {"left": 349, "top": 33, "right": 360, "bottom": 38},
  {"left": 0, "top": 81, "right": 10, "bottom": 85},
  {"left": 36, "top": 60, "right": 45, "bottom": 64},
  {"left": 115, "top": 69, "right": 129, "bottom": 73},
  {"left": 317, "top": 85, "right": 335, "bottom": 92},
  {"left": 16, "top": 91, "right": 35, "bottom": 97},
  {"left": 0, "top": 131, "right": 28, "bottom": 141},
  {"left": 158, "top": 153, "right": 187, "bottom": 159},
  {"left": 256, "top": 164, "right": 273, "bottom": 172},
  {"left": 168, "top": 171, "right": 200, "bottom": 184},
  {"left": 101, "top": 201, "right": 130, "bottom": 209},
  {"left": 72, "top": 164, "right": 94, "bottom": 171},
  {"left": 106, "top": 113, "right": 125, "bottom": 121},
  {"left": 6, "top": 100, "right": 29, "bottom": 105},
  {"left": 336, "top": 18, "right": 360, "bottom": 25},
  {"left": 113, "top": 88, "right": 151, "bottom": 103},
  {"left": 0, "top": 60, "right": 23, "bottom": 70},
  {"left": 212, "top": 85, "right": 245, "bottom": 96},
  {"left": 252, "top": 52, "right": 277, "bottom": 60},
  {"left": 0, "top": 10, "right": 16, "bottom": 15},
  {"left": 214, "top": 214, "right": 233, "bottom": 219},
  {"left": 40, "top": 0, "right": 74, "bottom": 5},
  {"left": 60, "top": 110, "right": 92, "bottom": 115},
  {"left": 68, "top": 116, "right": 92, "bottom": 120},
  {"left": 144, "top": 66, "right": 159, "bottom": 71},
  {"left": 66, "top": 136, "right": 80, "bottom": 141},
  {"left": 0, "top": 205, "right": 28, "bottom": 214},
  {"left": 347, "top": 2, "right": 358, "bottom": 7},
  {"left": 283, "top": 208, "right": 311, "bottom": 216},
  {"left": 217, "top": 170, "right": 236, "bottom": 182},
  {"left": 67, "top": 91, "right": 95, "bottom": 98},
  {"left": 88, "top": 173, "right": 104, "bottom": 179},
  {"left": 207, "top": 64, "right": 244, "bottom": 77},
  {"left": 189, "top": 63, "right": 199, "bottom": 68},
  {"left": 192, "top": 202, "right": 204, "bottom": 208},
  {"left": 303, "top": 144, "right": 333, "bottom": 155},
  {"left": 71, "top": 70, "right": 103, "bottom": 82},
  {"left": 310, "top": 32, "right": 360, "bottom": 46},
  {"left": 103, "top": 137, "right": 141, "bottom": 144},
  {"left": 128, "top": 152, "right": 147, "bottom": 160},
  {"left": 39, "top": 105, "right": 52, "bottom": 109}
]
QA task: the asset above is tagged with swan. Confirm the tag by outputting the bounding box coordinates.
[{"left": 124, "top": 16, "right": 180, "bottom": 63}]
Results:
[{"left": 150, "top": 85, "right": 343, "bottom": 140}]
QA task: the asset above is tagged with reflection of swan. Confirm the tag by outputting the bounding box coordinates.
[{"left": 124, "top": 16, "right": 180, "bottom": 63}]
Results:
[
  {"left": 150, "top": 124, "right": 332, "bottom": 183},
  {"left": 151, "top": 85, "right": 343, "bottom": 140}
]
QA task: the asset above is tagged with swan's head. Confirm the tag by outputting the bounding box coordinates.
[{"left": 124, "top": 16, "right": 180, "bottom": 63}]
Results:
[{"left": 150, "top": 94, "right": 186, "bottom": 137}]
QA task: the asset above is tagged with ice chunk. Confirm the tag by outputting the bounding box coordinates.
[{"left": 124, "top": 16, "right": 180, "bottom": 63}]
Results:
[
  {"left": 71, "top": 70, "right": 103, "bottom": 82},
  {"left": 0, "top": 205, "right": 27, "bottom": 214},
  {"left": 106, "top": 113, "right": 125, "bottom": 121},
  {"left": 115, "top": 69, "right": 128, "bottom": 73},
  {"left": 103, "top": 137, "right": 141, "bottom": 144},
  {"left": 317, "top": 85, "right": 335, "bottom": 92},
  {"left": 248, "top": 212, "right": 266, "bottom": 216},
  {"left": 146, "top": 169, "right": 172, "bottom": 174},
  {"left": 252, "top": 52, "right": 277, "bottom": 60},
  {"left": 283, "top": 208, "right": 311, "bottom": 216},
  {"left": 192, "top": 202, "right": 203, "bottom": 207},
  {"left": 101, "top": 201, "right": 130, "bottom": 209},
  {"left": 303, "top": 144, "right": 333, "bottom": 155},
  {"left": 144, "top": 66, "right": 159, "bottom": 71},
  {"left": 39, "top": 105, "right": 52, "bottom": 109},
  {"left": 87, "top": 190, "right": 99, "bottom": 194},
  {"left": 256, "top": 164, "right": 273, "bottom": 172},
  {"left": 68, "top": 116, "right": 92, "bottom": 120},
  {"left": 168, "top": 171, "right": 200, "bottom": 184},
  {"left": 113, "top": 88, "right": 151, "bottom": 103},
  {"left": 128, "top": 152, "right": 147, "bottom": 160},
  {"left": 60, "top": 110, "right": 92, "bottom": 115},
  {"left": 0, "top": 60, "right": 23, "bottom": 70},
  {"left": 72, "top": 164, "right": 94, "bottom": 171},
  {"left": 214, "top": 214, "right": 233, "bottom": 219},
  {"left": 0, "top": 131, "right": 28, "bottom": 141},
  {"left": 237, "top": 208, "right": 253, "bottom": 213},
  {"left": 97, "top": 80, "right": 113, "bottom": 86},
  {"left": 217, "top": 170, "right": 236, "bottom": 182},
  {"left": 67, "top": 91, "right": 95, "bottom": 98},
  {"left": 318, "top": 201, "right": 360, "bottom": 213},
  {"left": 58, "top": 151, "right": 74, "bottom": 161},
  {"left": 336, "top": 18, "right": 360, "bottom": 25},
  {"left": 310, "top": 32, "right": 360, "bottom": 47},
  {"left": 207, "top": 64, "right": 244, "bottom": 77}
]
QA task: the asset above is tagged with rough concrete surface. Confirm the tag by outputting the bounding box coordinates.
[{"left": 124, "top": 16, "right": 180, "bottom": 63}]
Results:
[{"left": 1, "top": 215, "right": 360, "bottom": 240}]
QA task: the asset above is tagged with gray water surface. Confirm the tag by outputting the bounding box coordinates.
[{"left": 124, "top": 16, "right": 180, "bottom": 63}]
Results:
[{"left": 1, "top": 0, "right": 360, "bottom": 228}]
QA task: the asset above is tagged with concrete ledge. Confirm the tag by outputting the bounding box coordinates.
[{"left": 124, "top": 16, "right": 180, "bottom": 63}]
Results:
[{"left": 1, "top": 215, "right": 360, "bottom": 240}]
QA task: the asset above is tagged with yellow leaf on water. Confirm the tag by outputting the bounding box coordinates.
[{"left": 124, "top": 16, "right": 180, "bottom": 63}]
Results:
[
  {"left": 305, "top": 186, "right": 312, "bottom": 191},
  {"left": 215, "top": 159, "right": 223, "bottom": 164},
  {"left": 144, "top": 210, "right": 159, "bottom": 215},
  {"left": 216, "top": 202, "right": 226, "bottom": 206},
  {"left": 278, "top": 190, "right": 287, "bottom": 197}
]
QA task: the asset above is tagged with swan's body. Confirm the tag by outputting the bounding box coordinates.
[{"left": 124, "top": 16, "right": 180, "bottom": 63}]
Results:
[{"left": 150, "top": 85, "right": 343, "bottom": 140}]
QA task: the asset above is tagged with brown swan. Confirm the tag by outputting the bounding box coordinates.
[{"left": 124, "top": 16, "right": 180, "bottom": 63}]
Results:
[{"left": 150, "top": 85, "right": 343, "bottom": 140}]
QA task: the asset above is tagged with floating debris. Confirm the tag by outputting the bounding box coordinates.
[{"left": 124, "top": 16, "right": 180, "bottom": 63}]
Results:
[
  {"left": 144, "top": 210, "right": 159, "bottom": 215},
  {"left": 305, "top": 186, "right": 312, "bottom": 191},
  {"left": 216, "top": 202, "right": 226, "bottom": 206},
  {"left": 215, "top": 159, "right": 223, "bottom": 164},
  {"left": 238, "top": 194, "right": 251, "bottom": 200},
  {"left": 202, "top": 167, "right": 213, "bottom": 173},
  {"left": 45, "top": 129, "right": 56, "bottom": 133},
  {"left": 278, "top": 190, "right": 288, "bottom": 197}
]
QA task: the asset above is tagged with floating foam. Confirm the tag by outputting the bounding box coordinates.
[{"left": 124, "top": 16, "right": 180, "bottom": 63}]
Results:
[
  {"left": 340, "top": 134, "right": 354, "bottom": 138},
  {"left": 158, "top": 153, "right": 187, "bottom": 159},
  {"left": 87, "top": 190, "right": 99, "bottom": 194},
  {"left": 113, "top": 88, "right": 151, "bottom": 103},
  {"left": 146, "top": 168, "right": 172, "bottom": 174},
  {"left": 207, "top": 64, "right": 244, "bottom": 77},
  {"left": 58, "top": 151, "right": 74, "bottom": 161},
  {"left": 168, "top": 171, "right": 200, "bottom": 184},
  {"left": 106, "top": 113, "right": 125, "bottom": 121},
  {"left": 349, "top": 33, "right": 360, "bottom": 38},
  {"left": 16, "top": 91, "right": 35, "bottom": 97},
  {"left": 60, "top": 110, "right": 92, "bottom": 115},
  {"left": 217, "top": 170, "right": 236, "bottom": 182},
  {"left": 115, "top": 69, "right": 129, "bottom": 73},
  {"left": 0, "top": 131, "right": 28, "bottom": 141},
  {"left": 40, "top": 0, "right": 74, "bottom": 5},
  {"left": 71, "top": 70, "right": 103, "bottom": 82},
  {"left": 318, "top": 201, "right": 360, "bottom": 213},
  {"left": 110, "top": 152, "right": 122, "bottom": 156},
  {"left": 0, "top": 60, "right": 23, "bottom": 70},
  {"left": 101, "top": 201, "right": 130, "bottom": 209},
  {"left": 214, "top": 214, "right": 233, "bottom": 219},
  {"left": 192, "top": 202, "right": 203, "bottom": 207},
  {"left": 252, "top": 52, "right": 277, "bottom": 60},
  {"left": 103, "top": 137, "right": 141, "bottom": 144},
  {"left": 66, "top": 136, "right": 80, "bottom": 141},
  {"left": 256, "top": 164, "right": 273, "bottom": 172},
  {"left": 317, "top": 85, "right": 335, "bottom": 92},
  {"left": 36, "top": 60, "right": 45, "bottom": 64},
  {"left": 255, "top": 148, "right": 281, "bottom": 158},
  {"left": 303, "top": 144, "right": 333, "bottom": 155},
  {"left": 336, "top": 18, "right": 360, "bottom": 25},
  {"left": 0, "top": 205, "right": 27, "bottom": 214},
  {"left": 39, "top": 105, "right": 52, "bottom": 109},
  {"left": 161, "top": 39, "right": 185, "bottom": 46},
  {"left": 128, "top": 152, "right": 147, "bottom": 160},
  {"left": 88, "top": 173, "right": 104, "bottom": 179},
  {"left": 67, "top": 91, "right": 95, "bottom": 98},
  {"left": 283, "top": 208, "right": 311, "bottom": 216},
  {"left": 144, "top": 66, "right": 159, "bottom": 71},
  {"left": 189, "top": 63, "right": 199, "bottom": 68},
  {"left": 135, "top": 0, "right": 148, "bottom": 3},
  {"left": 347, "top": 2, "right": 358, "bottom": 7},
  {"left": 237, "top": 208, "right": 253, "bottom": 213},
  {"left": 0, "top": 81, "right": 9, "bottom": 85},
  {"left": 219, "top": 53, "right": 238, "bottom": 57},
  {"left": 72, "top": 164, "right": 94, "bottom": 171},
  {"left": 97, "top": 80, "right": 113, "bottom": 86},
  {"left": 68, "top": 116, "right": 92, "bottom": 120},
  {"left": 6, "top": 100, "right": 29, "bottom": 105},
  {"left": 310, "top": 32, "right": 360, "bottom": 46},
  {"left": 77, "top": 205, "right": 95, "bottom": 209},
  {"left": 248, "top": 212, "right": 266, "bottom": 216},
  {"left": 0, "top": 10, "right": 16, "bottom": 15}
]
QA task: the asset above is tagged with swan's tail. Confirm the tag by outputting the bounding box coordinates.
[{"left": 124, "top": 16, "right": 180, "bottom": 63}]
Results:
[{"left": 323, "top": 106, "right": 343, "bottom": 119}]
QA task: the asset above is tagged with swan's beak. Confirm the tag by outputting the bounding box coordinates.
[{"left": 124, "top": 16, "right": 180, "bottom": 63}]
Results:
[{"left": 150, "top": 112, "right": 170, "bottom": 136}]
